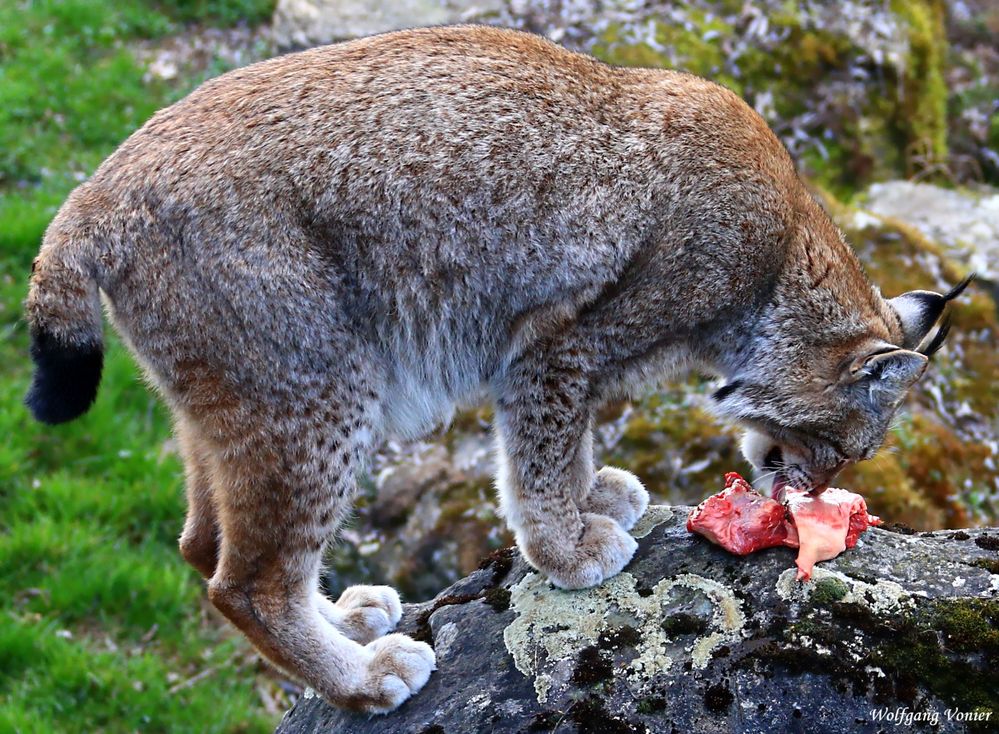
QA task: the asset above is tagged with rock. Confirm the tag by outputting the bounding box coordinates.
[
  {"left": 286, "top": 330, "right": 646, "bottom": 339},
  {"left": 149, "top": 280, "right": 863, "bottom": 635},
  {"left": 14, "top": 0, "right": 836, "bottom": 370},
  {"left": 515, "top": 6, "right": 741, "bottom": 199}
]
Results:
[
  {"left": 323, "top": 426, "right": 510, "bottom": 602},
  {"left": 271, "top": 0, "right": 504, "bottom": 48},
  {"left": 279, "top": 507, "right": 999, "bottom": 733},
  {"left": 861, "top": 181, "right": 999, "bottom": 285}
]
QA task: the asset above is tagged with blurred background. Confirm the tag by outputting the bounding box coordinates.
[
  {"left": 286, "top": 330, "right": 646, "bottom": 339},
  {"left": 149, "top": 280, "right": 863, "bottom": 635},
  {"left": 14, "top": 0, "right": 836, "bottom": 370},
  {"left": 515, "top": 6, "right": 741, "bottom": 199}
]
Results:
[{"left": 0, "top": 1, "right": 996, "bottom": 731}]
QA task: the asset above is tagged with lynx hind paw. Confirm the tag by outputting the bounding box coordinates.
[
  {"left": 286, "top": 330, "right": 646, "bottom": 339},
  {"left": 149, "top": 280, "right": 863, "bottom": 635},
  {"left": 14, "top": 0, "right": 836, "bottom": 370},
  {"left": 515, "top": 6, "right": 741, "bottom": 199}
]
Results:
[
  {"left": 358, "top": 634, "right": 437, "bottom": 714},
  {"left": 325, "top": 585, "right": 403, "bottom": 644},
  {"left": 336, "top": 585, "right": 402, "bottom": 623},
  {"left": 540, "top": 513, "right": 638, "bottom": 590},
  {"left": 583, "top": 467, "right": 649, "bottom": 530}
]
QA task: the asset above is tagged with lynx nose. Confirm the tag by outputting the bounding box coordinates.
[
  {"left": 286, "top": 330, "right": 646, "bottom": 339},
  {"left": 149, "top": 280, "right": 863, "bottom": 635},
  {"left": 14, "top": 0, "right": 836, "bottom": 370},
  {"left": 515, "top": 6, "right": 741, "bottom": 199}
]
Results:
[{"left": 809, "top": 459, "right": 847, "bottom": 495}]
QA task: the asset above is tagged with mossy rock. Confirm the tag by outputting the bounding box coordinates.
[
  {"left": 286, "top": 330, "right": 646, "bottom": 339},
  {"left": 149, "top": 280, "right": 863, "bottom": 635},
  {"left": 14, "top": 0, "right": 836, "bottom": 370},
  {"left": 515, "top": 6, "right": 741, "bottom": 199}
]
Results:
[
  {"left": 588, "top": 1, "right": 954, "bottom": 195},
  {"left": 284, "top": 508, "right": 999, "bottom": 734},
  {"left": 600, "top": 386, "right": 748, "bottom": 506}
]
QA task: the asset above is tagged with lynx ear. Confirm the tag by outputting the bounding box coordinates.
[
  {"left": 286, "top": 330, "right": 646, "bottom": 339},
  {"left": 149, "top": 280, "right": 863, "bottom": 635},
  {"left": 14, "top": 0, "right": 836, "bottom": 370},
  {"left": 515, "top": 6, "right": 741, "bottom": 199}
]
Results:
[
  {"left": 851, "top": 349, "right": 928, "bottom": 402},
  {"left": 888, "top": 274, "right": 974, "bottom": 351}
]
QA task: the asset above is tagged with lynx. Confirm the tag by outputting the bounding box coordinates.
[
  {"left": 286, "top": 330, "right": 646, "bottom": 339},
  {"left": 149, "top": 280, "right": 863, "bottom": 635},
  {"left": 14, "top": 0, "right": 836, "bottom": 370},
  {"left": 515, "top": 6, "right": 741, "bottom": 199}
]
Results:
[{"left": 25, "top": 26, "right": 968, "bottom": 712}]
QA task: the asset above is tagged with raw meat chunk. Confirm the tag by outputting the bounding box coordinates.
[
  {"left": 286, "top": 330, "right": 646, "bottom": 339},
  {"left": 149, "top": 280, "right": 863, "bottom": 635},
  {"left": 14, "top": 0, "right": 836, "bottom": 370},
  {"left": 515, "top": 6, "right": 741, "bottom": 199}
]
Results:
[
  {"left": 687, "top": 473, "right": 881, "bottom": 580},
  {"left": 686, "top": 473, "right": 788, "bottom": 555},
  {"left": 783, "top": 487, "right": 881, "bottom": 580}
]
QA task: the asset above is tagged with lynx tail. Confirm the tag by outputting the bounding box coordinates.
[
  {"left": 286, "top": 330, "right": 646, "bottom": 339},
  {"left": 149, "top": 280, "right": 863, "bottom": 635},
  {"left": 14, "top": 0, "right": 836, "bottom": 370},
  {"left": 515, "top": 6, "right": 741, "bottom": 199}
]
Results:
[{"left": 24, "top": 220, "right": 104, "bottom": 424}]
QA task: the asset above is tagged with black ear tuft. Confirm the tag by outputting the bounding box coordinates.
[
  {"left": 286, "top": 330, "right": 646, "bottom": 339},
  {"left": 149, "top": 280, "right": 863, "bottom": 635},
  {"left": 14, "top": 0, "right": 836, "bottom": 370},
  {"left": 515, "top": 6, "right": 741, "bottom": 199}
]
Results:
[
  {"left": 25, "top": 329, "right": 103, "bottom": 425},
  {"left": 918, "top": 312, "right": 952, "bottom": 358},
  {"left": 944, "top": 272, "right": 975, "bottom": 302}
]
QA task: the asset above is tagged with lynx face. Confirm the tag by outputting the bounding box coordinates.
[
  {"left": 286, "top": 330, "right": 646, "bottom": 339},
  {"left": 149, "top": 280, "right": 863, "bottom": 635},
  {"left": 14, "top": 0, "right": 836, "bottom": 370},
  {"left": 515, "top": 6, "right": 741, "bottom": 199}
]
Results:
[{"left": 713, "top": 276, "right": 973, "bottom": 494}]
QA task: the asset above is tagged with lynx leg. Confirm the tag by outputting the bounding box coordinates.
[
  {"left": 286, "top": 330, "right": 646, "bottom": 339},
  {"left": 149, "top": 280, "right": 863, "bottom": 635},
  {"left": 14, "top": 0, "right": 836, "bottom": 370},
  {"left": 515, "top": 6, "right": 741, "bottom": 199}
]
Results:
[
  {"left": 493, "top": 346, "right": 637, "bottom": 590},
  {"left": 204, "top": 399, "right": 434, "bottom": 713},
  {"left": 176, "top": 419, "right": 220, "bottom": 578}
]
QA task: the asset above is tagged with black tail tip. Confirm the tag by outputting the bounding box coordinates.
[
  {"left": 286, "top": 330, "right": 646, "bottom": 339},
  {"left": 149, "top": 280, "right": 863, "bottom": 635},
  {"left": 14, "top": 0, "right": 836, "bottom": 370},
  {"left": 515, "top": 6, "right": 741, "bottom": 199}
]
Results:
[{"left": 25, "top": 329, "right": 103, "bottom": 425}]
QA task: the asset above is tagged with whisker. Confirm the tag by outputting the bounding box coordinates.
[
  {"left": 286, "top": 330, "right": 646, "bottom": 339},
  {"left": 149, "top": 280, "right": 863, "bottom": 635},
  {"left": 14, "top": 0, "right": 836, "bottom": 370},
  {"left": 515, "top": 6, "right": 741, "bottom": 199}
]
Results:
[{"left": 750, "top": 470, "right": 782, "bottom": 491}]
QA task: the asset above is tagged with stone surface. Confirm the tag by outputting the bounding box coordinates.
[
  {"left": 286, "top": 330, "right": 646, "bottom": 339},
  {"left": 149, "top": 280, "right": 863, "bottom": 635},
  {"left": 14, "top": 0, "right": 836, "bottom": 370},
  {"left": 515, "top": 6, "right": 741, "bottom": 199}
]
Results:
[
  {"left": 279, "top": 506, "right": 999, "bottom": 733},
  {"left": 862, "top": 181, "right": 999, "bottom": 283}
]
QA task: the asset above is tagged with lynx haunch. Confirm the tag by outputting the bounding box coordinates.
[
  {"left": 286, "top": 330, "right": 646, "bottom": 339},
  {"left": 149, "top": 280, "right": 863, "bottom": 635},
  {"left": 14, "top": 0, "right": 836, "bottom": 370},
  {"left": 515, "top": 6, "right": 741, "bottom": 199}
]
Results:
[{"left": 25, "top": 25, "right": 968, "bottom": 712}]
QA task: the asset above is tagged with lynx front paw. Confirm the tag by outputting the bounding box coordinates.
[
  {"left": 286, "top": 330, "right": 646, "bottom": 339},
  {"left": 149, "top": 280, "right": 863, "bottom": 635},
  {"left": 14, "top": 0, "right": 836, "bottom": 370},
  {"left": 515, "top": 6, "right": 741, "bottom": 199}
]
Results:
[
  {"left": 354, "top": 633, "right": 436, "bottom": 714},
  {"left": 582, "top": 466, "right": 649, "bottom": 530},
  {"left": 529, "top": 513, "right": 638, "bottom": 590}
]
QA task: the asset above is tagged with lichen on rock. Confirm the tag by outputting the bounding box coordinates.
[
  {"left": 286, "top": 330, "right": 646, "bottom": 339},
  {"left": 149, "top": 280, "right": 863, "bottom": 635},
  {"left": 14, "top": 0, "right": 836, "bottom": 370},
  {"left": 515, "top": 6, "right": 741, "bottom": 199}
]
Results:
[{"left": 503, "top": 567, "right": 746, "bottom": 704}]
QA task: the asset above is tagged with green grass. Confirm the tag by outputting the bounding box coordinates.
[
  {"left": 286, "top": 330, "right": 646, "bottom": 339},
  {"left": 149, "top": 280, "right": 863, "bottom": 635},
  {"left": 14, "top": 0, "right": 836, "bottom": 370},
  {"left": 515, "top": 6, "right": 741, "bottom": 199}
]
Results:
[{"left": 0, "top": 2, "right": 278, "bottom": 732}]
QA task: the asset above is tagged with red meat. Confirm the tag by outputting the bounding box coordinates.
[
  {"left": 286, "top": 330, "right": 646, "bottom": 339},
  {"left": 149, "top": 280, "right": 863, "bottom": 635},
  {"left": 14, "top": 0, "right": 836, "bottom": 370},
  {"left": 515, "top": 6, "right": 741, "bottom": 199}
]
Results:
[
  {"left": 685, "top": 473, "right": 788, "bottom": 555},
  {"left": 687, "top": 473, "right": 882, "bottom": 580}
]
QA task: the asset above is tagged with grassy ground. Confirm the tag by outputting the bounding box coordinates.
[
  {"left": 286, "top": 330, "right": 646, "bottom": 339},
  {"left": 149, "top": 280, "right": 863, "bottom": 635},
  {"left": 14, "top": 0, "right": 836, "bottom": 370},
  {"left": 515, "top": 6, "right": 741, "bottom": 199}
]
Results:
[{"left": 0, "top": 2, "right": 282, "bottom": 732}]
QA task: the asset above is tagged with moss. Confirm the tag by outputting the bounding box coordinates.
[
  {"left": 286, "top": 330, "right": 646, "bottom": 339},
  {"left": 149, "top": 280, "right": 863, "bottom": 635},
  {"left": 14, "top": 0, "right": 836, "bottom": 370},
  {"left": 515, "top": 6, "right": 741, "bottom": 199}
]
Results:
[
  {"left": 864, "top": 600, "right": 999, "bottom": 721},
  {"left": 572, "top": 646, "right": 615, "bottom": 686},
  {"left": 975, "top": 535, "right": 999, "bottom": 551},
  {"left": 592, "top": 15, "right": 736, "bottom": 90},
  {"left": 946, "top": 336, "right": 999, "bottom": 419},
  {"left": 810, "top": 577, "right": 850, "bottom": 605},
  {"left": 608, "top": 389, "right": 745, "bottom": 503},
  {"left": 635, "top": 695, "right": 668, "bottom": 715},
  {"left": 933, "top": 599, "right": 999, "bottom": 653},
  {"left": 477, "top": 546, "right": 515, "bottom": 583},
  {"left": 447, "top": 405, "right": 493, "bottom": 439},
  {"left": 742, "top": 595, "right": 999, "bottom": 726},
  {"left": 894, "top": 413, "right": 993, "bottom": 528},
  {"left": 434, "top": 476, "right": 510, "bottom": 577},
  {"left": 661, "top": 612, "right": 708, "bottom": 636},
  {"left": 891, "top": 0, "right": 949, "bottom": 176},
  {"left": 411, "top": 592, "right": 479, "bottom": 646},
  {"left": 483, "top": 586, "right": 511, "bottom": 613},
  {"left": 789, "top": 617, "right": 839, "bottom": 646},
  {"left": 970, "top": 558, "right": 999, "bottom": 574}
]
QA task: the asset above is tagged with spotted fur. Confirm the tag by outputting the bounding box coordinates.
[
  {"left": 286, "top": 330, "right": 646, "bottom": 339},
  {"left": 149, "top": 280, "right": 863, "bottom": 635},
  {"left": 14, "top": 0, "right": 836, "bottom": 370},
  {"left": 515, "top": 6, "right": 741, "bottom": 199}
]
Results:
[{"left": 23, "top": 26, "right": 963, "bottom": 711}]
